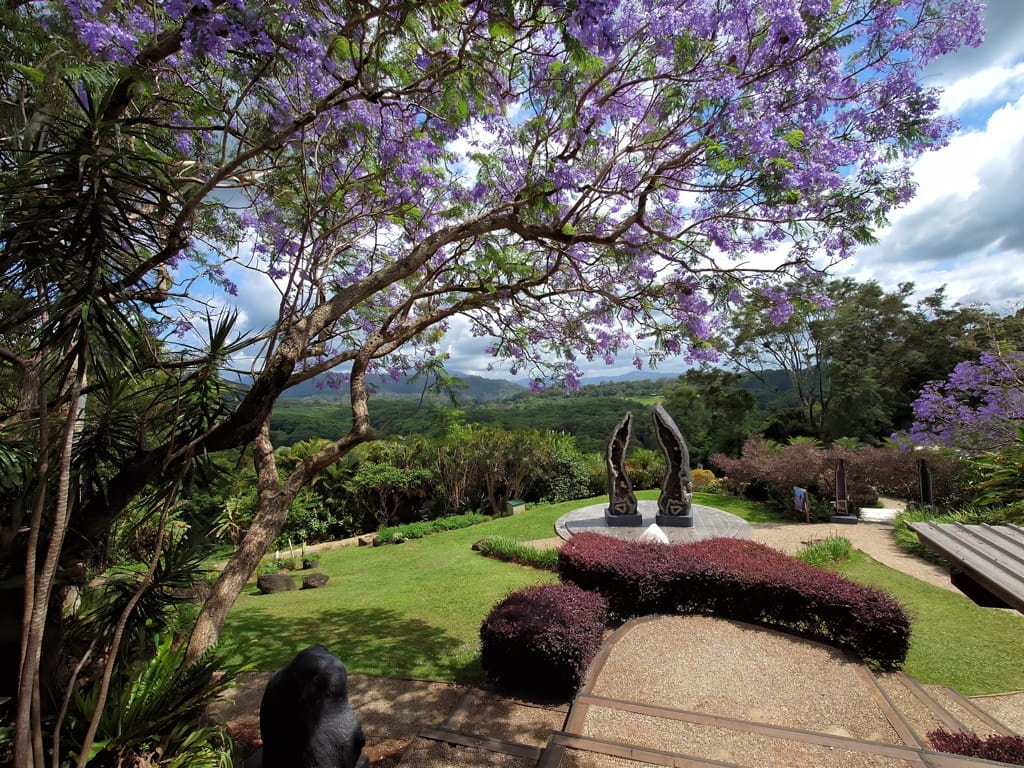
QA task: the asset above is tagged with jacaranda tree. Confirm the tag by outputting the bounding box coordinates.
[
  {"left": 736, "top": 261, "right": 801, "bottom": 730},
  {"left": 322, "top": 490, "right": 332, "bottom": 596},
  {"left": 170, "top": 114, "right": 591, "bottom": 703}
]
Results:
[
  {"left": 1, "top": 1, "right": 984, "bottom": 763},
  {"left": 908, "top": 347, "right": 1024, "bottom": 452}
]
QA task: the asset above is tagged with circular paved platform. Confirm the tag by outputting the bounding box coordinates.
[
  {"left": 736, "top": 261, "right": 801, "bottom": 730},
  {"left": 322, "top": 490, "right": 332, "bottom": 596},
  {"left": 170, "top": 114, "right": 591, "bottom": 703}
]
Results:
[{"left": 554, "top": 500, "right": 751, "bottom": 544}]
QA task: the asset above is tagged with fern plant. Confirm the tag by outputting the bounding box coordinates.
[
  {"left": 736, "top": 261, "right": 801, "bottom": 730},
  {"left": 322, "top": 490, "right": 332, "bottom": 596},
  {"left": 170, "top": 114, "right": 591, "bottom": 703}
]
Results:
[{"left": 64, "top": 636, "right": 241, "bottom": 767}]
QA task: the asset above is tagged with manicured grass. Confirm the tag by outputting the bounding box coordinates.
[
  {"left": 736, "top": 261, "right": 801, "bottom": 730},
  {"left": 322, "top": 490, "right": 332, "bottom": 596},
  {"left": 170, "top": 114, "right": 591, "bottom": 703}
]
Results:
[
  {"left": 221, "top": 508, "right": 561, "bottom": 683},
  {"left": 221, "top": 493, "right": 768, "bottom": 680},
  {"left": 688, "top": 490, "right": 791, "bottom": 524},
  {"left": 836, "top": 550, "right": 1024, "bottom": 695}
]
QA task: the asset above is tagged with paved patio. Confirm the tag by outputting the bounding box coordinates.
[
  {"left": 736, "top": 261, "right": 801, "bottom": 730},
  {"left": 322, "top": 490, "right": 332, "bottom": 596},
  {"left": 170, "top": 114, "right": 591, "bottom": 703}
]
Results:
[{"left": 554, "top": 501, "right": 751, "bottom": 544}]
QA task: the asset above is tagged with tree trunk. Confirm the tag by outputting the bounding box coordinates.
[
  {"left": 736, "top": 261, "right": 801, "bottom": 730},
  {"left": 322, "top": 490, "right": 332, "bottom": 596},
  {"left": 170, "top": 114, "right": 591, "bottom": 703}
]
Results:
[
  {"left": 186, "top": 355, "right": 374, "bottom": 664},
  {"left": 16, "top": 362, "right": 87, "bottom": 768},
  {"left": 186, "top": 421, "right": 294, "bottom": 665}
]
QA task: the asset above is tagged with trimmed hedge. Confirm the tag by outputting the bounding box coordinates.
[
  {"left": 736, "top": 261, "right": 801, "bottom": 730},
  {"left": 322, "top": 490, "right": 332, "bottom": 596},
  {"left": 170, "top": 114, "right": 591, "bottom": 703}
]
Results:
[
  {"left": 480, "top": 583, "right": 608, "bottom": 700},
  {"left": 557, "top": 533, "right": 911, "bottom": 669},
  {"left": 928, "top": 730, "right": 1024, "bottom": 765},
  {"left": 475, "top": 536, "right": 560, "bottom": 571},
  {"left": 375, "top": 512, "right": 491, "bottom": 544}
]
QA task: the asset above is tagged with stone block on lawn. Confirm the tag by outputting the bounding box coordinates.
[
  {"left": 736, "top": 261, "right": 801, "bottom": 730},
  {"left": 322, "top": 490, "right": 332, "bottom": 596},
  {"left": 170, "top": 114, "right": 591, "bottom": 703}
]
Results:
[
  {"left": 257, "top": 573, "right": 298, "bottom": 594},
  {"left": 303, "top": 572, "right": 330, "bottom": 589}
]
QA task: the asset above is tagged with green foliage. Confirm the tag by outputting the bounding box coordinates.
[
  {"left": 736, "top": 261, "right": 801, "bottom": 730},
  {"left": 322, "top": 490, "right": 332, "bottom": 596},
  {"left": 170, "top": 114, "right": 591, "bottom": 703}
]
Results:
[
  {"left": 256, "top": 560, "right": 288, "bottom": 576},
  {"left": 662, "top": 369, "right": 759, "bottom": 464},
  {"left": 970, "top": 430, "right": 1024, "bottom": 509},
  {"left": 375, "top": 512, "right": 492, "bottom": 544},
  {"left": 72, "top": 544, "right": 210, "bottom": 663},
  {"left": 476, "top": 536, "right": 560, "bottom": 571},
  {"left": 64, "top": 637, "right": 241, "bottom": 767},
  {"left": 795, "top": 535, "right": 853, "bottom": 567},
  {"left": 625, "top": 447, "right": 665, "bottom": 490},
  {"left": 720, "top": 278, "right": 995, "bottom": 443},
  {"left": 270, "top": 392, "right": 669, "bottom": 453}
]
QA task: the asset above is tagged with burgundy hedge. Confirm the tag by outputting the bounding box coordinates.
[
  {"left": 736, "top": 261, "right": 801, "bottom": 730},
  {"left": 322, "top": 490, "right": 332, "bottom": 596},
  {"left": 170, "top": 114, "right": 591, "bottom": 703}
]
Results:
[
  {"left": 557, "top": 533, "right": 911, "bottom": 668},
  {"left": 480, "top": 583, "right": 608, "bottom": 700},
  {"left": 928, "top": 729, "right": 1024, "bottom": 765}
]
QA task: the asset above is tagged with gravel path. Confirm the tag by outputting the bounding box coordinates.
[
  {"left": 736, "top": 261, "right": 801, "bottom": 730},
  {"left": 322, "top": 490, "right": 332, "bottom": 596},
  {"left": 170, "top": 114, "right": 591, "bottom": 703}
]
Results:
[
  {"left": 749, "top": 521, "right": 957, "bottom": 592},
  {"left": 579, "top": 616, "right": 908, "bottom": 768}
]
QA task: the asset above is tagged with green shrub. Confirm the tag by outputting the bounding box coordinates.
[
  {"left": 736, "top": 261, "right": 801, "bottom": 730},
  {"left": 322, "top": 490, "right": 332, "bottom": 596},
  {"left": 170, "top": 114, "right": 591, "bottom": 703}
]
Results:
[
  {"left": 691, "top": 467, "right": 717, "bottom": 490},
  {"left": 376, "top": 512, "right": 491, "bottom": 544},
  {"left": 626, "top": 447, "right": 665, "bottom": 490},
  {"left": 476, "top": 536, "right": 560, "bottom": 571},
  {"left": 795, "top": 535, "right": 853, "bottom": 567}
]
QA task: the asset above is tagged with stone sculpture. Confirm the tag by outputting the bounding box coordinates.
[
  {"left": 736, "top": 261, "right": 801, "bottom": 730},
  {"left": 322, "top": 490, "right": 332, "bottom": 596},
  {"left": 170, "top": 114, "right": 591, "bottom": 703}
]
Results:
[
  {"left": 245, "top": 644, "right": 369, "bottom": 768},
  {"left": 918, "top": 457, "right": 934, "bottom": 506},
  {"left": 830, "top": 457, "right": 857, "bottom": 523},
  {"left": 605, "top": 411, "right": 641, "bottom": 526},
  {"left": 652, "top": 404, "right": 694, "bottom": 527}
]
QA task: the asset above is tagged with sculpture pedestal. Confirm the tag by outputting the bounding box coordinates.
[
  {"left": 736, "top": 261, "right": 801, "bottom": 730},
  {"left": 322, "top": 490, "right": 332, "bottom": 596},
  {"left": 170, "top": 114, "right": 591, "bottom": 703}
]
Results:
[
  {"left": 605, "top": 510, "right": 643, "bottom": 527},
  {"left": 656, "top": 513, "right": 694, "bottom": 528}
]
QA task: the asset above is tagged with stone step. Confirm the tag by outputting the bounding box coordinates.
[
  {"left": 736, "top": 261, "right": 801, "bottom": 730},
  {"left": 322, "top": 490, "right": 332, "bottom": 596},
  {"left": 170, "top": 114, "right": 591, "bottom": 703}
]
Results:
[
  {"left": 924, "top": 686, "right": 1017, "bottom": 737},
  {"left": 875, "top": 672, "right": 968, "bottom": 744},
  {"left": 399, "top": 688, "right": 567, "bottom": 767},
  {"left": 558, "top": 692, "right": 929, "bottom": 767}
]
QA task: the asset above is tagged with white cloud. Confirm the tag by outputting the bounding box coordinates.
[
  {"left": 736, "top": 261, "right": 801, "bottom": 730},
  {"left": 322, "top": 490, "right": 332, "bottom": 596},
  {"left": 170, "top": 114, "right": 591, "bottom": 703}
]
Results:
[
  {"left": 939, "top": 61, "right": 1024, "bottom": 114},
  {"left": 846, "top": 74, "right": 1024, "bottom": 309}
]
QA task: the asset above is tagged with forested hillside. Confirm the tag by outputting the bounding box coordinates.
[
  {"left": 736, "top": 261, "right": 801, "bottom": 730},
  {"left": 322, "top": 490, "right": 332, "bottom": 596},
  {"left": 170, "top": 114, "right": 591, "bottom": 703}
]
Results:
[{"left": 271, "top": 393, "right": 668, "bottom": 453}]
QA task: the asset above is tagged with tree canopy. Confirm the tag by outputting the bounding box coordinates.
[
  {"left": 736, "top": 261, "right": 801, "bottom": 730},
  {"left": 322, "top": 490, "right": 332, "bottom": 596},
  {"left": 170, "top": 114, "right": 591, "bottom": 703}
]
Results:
[
  {"left": 0, "top": 1, "right": 986, "bottom": 763},
  {"left": 718, "top": 278, "right": 993, "bottom": 441}
]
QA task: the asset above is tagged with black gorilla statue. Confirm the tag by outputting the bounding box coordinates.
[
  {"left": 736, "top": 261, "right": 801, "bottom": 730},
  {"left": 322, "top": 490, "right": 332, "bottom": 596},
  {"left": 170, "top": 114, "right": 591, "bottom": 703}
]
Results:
[{"left": 245, "top": 645, "right": 369, "bottom": 768}]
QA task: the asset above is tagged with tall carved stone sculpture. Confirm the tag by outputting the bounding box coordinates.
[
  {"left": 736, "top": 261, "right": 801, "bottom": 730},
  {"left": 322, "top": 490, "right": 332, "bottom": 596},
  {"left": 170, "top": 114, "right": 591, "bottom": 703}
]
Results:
[
  {"left": 830, "top": 456, "right": 857, "bottom": 523},
  {"left": 605, "top": 411, "right": 641, "bottom": 526},
  {"left": 652, "top": 404, "right": 693, "bottom": 527},
  {"left": 246, "top": 644, "right": 369, "bottom": 768},
  {"left": 918, "top": 457, "right": 934, "bottom": 506}
]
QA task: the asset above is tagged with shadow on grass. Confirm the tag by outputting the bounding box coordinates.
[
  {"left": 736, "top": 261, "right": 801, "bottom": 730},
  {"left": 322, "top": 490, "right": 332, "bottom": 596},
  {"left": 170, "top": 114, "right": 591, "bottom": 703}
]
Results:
[{"left": 222, "top": 604, "right": 481, "bottom": 684}]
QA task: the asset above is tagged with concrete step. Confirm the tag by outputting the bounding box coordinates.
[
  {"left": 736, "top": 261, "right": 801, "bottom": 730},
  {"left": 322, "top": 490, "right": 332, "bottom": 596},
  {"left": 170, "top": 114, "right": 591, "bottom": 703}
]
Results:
[{"left": 924, "top": 686, "right": 1016, "bottom": 737}]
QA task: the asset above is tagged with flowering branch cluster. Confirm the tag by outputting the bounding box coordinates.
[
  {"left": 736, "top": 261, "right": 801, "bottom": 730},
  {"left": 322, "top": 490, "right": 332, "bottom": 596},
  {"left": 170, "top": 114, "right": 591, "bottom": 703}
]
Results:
[{"left": 908, "top": 349, "right": 1024, "bottom": 452}]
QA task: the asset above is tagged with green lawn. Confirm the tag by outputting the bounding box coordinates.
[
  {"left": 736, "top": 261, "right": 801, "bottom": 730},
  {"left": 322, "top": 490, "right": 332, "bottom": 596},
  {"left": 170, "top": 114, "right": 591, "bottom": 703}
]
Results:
[
  {"left": 221, "top": 494, "right": 1023, "bottom": 695},
  {"left": 836, "top": 551, "right": 1024, "bottom": 695}
]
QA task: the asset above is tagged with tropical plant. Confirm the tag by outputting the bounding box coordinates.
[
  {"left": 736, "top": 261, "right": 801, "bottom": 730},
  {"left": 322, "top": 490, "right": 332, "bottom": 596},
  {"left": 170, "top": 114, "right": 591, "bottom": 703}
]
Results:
[
  {"left": 969, "top": 430, "right": 1024, "bottom": 509},
  {"left": 63, "top": 637, "right": 240, "bottom": 768},
  {"left": 795, "top": 535, "right": 854, "bottom": 567}
]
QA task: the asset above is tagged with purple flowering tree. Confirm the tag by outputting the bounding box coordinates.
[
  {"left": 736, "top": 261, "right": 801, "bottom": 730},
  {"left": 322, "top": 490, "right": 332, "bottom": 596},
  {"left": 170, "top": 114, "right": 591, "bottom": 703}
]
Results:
[
  {"left": 908, "top": 348, "right": 1024, "bottom": 452},
  {"left": 1, "top": 0, "right": 986, "bottom": 762}
]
